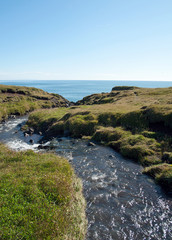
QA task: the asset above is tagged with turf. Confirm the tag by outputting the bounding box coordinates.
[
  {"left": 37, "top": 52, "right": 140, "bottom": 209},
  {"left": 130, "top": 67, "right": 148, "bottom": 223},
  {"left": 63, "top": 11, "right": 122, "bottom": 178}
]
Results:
[{"left": 0, "top": 144, "right": 87, "bottom": 240}]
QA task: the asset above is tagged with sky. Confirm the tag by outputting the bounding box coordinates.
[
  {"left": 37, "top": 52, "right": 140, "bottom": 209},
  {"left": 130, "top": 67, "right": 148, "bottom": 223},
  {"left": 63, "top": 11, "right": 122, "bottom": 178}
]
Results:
[{"left": 0, "top": 0, "right": 172, "bottom": 81}]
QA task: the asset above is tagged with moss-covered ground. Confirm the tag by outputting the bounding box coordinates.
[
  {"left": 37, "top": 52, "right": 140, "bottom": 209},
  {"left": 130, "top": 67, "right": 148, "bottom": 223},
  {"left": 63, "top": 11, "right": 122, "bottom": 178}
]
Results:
[
  {"left": 0, "top": 143, "right": 87, "bottom": 239},
  {"left": 27, "top": 86, "right": 172, "bottom": 193}
]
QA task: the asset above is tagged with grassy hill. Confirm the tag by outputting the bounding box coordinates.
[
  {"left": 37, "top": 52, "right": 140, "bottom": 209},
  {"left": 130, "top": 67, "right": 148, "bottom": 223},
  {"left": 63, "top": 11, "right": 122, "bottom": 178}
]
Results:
[
  {"left": 0, "top": 84, "right": 70, "bottom": 122},
  {"left": 0, "top": 144, "right": 87, "bottom": 239},
  {"left": 27, "top": 86, "right": 172, "bottom": 194}
]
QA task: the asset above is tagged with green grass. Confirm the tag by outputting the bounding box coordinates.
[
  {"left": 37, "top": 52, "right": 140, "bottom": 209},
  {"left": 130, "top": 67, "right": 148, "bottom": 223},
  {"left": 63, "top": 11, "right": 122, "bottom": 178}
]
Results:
[
  {"left": 27, "top": 108, "right": 68, "bottom": 132},
  {"left": 26, "top": 86, "right": 172, "bottom": 192},
  {"left": 119, "top": 134, "right": 161, "bottom": 165},
  {"left": 92, "top": 126, "right": 129, "bottom": 144},
  {"left": 0, "top": 85, "right": 69, "bottom": 122},
  {"left": 27, "top": 108, "right": 168, "bottom": 167},
  {"left": 76, "top": 86, "right": 172, "bottom": 109},
  {"left": 143, "top": 164, "right": 172, "bottom": 193},
  {"left": 65, "top": 113, "right": 97, "bottom": 137},
  {"left": 0, "top": 144, "right": 87, "bottom": 240}
]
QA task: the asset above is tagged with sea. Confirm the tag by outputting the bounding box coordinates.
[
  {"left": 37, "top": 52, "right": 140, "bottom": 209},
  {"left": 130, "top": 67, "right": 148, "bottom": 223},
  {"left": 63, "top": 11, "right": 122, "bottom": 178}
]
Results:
[{"left": 0, "top": 80, "right": 171, "bottom": 102}]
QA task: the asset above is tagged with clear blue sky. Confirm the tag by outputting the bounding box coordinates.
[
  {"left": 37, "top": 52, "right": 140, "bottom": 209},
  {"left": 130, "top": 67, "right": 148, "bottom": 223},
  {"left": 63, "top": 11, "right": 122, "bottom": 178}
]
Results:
[{"left": 0, "top": 0, "right": 172, "bottom": 80}]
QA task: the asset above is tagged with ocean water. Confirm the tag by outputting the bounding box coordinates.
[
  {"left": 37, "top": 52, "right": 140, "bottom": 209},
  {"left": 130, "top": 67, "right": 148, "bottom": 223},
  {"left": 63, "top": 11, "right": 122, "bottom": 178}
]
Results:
[{"left": 0, "top": 80, "right": 172, "bottom": 102}]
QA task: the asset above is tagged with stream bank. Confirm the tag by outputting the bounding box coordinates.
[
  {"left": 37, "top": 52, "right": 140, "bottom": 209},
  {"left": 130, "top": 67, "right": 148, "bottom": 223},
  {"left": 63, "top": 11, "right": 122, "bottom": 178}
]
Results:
[{"left": 0, "top": 117, "right": 171, "bottom": 240}]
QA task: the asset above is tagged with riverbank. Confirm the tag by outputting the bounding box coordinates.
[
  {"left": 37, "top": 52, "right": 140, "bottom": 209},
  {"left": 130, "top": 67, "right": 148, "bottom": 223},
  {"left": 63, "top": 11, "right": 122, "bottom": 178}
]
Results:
[
  {"left": 0, "top": 84, "right": 87, "bottom": 239},
  {"left": 0, "top": 143, "right": 87, "bottom": 239},
  {"left": 0, "top": 84, "right": 69, "bottom": 122},
  {"left": 0, "top": 116, "right": 171, "bottom": 239},
  {"left": 27, "top": 86, "right": 172, "bottom": 194}
]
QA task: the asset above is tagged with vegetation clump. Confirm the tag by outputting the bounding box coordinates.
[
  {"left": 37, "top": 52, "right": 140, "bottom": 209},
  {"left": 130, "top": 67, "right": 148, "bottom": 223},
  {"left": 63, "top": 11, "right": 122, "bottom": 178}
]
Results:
[
  {"left": 143, "top": 164, "right": 172, "bottom": 193},
  {"left": 111, "top": 86, "right": 138, "bottom": 91},
  {"left": 92, "top": 126, "right": 128, "bottom": 144},
  {"left": 0, "top": 144, "right": 87, "bottom": 239},
  {"left": 119, "top": 134, "right": 162, "bottom": 165},
  {"left": 65, "top": 113, "right": 97, "bottom": 137}
]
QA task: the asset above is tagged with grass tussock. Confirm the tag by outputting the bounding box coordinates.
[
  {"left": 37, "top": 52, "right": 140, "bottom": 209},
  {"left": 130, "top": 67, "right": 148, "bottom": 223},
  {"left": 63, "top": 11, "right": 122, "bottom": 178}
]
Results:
[
  {"left": 119, "top": 135, "right": 161, "bottom": 165},
  {"left": 65, "top": 113, "right": 97, "bottom": 137},
  {"left": 143, "top": 164, "right": 172, "bottom": 193},
  {"left": 0, "top": 144, "right": 87, "bottom": 240},
  {"left": 92, "top": 126, "right": 129, "bottom": 144}
]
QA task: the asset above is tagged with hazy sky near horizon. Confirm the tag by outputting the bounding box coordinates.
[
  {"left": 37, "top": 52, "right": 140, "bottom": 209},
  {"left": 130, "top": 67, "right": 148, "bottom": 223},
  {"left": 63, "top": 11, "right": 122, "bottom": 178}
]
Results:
[{"left": 0, "top": 0, "right": 172, "bottom": 81}]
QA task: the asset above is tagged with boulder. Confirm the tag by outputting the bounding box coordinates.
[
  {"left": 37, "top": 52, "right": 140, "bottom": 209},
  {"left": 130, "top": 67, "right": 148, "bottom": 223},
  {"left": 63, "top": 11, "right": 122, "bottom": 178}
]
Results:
[
  {"left": 88, "top": 142, "right": 96, "bottom": 147},
  {"left": 29, "top": 139, "right": 34, "bottom": 144},
  {"left": 24, "top": 132, "right": 29, "bottom": 137},
  {"left": 28, "top": 128, "right": 34, "bottom": 134}
]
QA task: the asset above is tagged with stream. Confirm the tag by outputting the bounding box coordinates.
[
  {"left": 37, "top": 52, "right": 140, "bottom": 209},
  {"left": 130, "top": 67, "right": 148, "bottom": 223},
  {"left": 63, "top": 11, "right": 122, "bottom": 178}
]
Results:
[{"left": 0, "top": 117, "right": 171, "bottom": 240}]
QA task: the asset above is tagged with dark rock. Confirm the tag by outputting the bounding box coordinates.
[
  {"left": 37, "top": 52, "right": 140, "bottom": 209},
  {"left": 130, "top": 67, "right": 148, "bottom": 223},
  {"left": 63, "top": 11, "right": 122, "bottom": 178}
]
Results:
[
  {"left": 109, "top": 155, "right": 114, "bottom": 158},
  {"left": 38, "top": 143, "right": 56, "bottom": 150},
  {"left": 38, "top": 144, "right": 47, "bottom": 149},
  {"left": 88, "top": 142, "right": 96, "bottom": 147},
  {"left": 17, "top": 90, "right": 27, "bottom": 95},
  {"left": 112, "top": 86, "right": 138, "bottom": 91},
  {"left": 24, "top": 132, "right": 29, "bottom": 137},
  {"left": 58, "top": 138, "right": 63, "bottom": 142},
  {"left": 64, "top": 130, "right": 70, "bottom": 137},
  {"left": 29, "top": 128, "right": 34, "bottom": 134},
  {"left": 162, "top": 152, "right": 172, "bottom": 164},
  {"left": 23, "top": 127, "right": 35, "bottom": 136},
  {"left": 29, "top": 139, "right": 34, "bottom": 144},
  {"left": 141, "top": 106, "right": 147, "bottom": 109},
  {"left": 38, "top": 144, "right": 51, "bottom": 150},
  {"left": 69, "top": 102, "right": 75, "bottom": 106}
]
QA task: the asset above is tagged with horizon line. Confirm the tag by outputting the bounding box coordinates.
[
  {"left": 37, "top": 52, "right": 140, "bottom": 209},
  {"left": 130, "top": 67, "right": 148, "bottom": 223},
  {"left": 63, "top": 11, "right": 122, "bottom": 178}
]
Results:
[{"left": 0, "top": 79, "right": 172, "bottom": 82}]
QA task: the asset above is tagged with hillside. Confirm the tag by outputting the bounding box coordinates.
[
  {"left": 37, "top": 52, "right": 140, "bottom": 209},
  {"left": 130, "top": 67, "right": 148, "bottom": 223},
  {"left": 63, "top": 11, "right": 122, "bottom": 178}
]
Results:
[{"left": 0, "top": 84, "right": 70, "bottom": 122}]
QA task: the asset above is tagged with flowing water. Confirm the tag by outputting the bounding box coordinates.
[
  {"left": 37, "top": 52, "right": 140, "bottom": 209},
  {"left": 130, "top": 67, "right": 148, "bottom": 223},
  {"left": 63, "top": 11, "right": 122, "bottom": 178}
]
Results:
[{"left": 0, "top": 117, "right": 171, "bottom": 240}]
